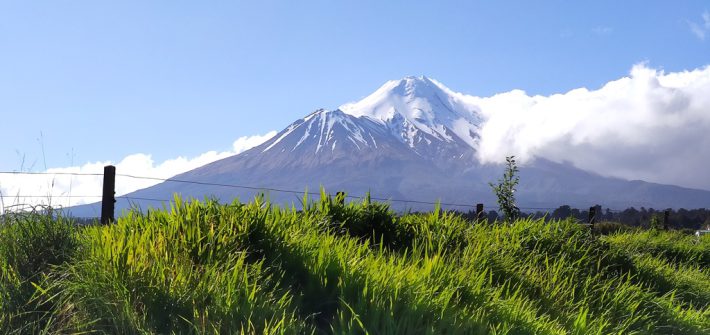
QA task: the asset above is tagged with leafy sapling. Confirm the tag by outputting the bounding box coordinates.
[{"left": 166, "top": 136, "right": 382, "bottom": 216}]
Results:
[{"left": 490, "top": 156, "right": 521, "bottom": 223}]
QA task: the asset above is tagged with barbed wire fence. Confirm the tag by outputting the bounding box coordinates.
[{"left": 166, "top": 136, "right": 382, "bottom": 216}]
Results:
[{"left": 0, "top": 167, "right": 629, "bottom": 226}]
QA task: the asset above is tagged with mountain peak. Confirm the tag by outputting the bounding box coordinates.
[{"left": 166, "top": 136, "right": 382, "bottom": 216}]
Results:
[
  {"left": 400, "top": 75, "right": 434, "bottom": 84},
  {"left": 338, "top": 76, "right": 482, "bottom": 149},
  {"left": 338, "top": 75, "right": 479, "bottom": 120},
  {"left": 389, "top": 75, "right": 442, "bottom": 98},
  {"left": 339, "top": 76, "right": 446, "bottom": 119}
]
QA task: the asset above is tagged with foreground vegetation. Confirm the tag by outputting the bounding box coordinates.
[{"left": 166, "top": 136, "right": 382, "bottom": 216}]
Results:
[{"left": 1, "top": 193, "right": 709, "bottom": 334}]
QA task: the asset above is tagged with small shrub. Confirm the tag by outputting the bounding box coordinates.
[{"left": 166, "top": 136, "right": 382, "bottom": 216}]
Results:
[
  {"left": 490, "top": 156, "right": 521, "bottom": 223},
  {"left": 649, "top": 213, "right": 664, "bottom": 230}
]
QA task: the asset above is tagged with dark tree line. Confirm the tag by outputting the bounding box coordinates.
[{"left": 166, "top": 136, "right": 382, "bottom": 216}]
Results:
[{"left": 462, "top": 205, "right": 710, "bottom": 230}]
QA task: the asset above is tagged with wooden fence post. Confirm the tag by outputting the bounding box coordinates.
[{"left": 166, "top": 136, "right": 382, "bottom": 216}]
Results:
[
  {"left": 335, "top": 191, "right": 345, "bottom": 206},
  {"left": 476, "top": 203, "right": 484, "bottom": 223},
  {"left": 664, "top": 209, "right": 670, "bottom": 230},
  {"left": 101, "top": 165, "right": 116, "bottom": 224},
  {"left": 588, "top": 206, "right": 596, "bottom": 229}
]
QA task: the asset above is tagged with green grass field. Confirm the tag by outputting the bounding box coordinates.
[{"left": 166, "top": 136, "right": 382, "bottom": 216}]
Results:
[{"left": 1, "top": 193, "right": 709, "bottom": 334}]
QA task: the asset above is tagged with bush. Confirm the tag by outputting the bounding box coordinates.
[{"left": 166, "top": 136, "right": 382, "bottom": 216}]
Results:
[{"left": 490, "top": 156, "right": 521, "bottom": 223}]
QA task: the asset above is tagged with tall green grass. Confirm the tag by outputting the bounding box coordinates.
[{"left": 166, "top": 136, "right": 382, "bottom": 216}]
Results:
[
  {"left": 1, "top": 194, "right": 708, "bottom": 334},
  {"left": 0, "top": 210, "right": 79, "bottom": 333}
]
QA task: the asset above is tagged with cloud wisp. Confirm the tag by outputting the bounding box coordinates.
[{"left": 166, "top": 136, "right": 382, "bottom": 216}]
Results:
[
  {"left": 473, "top": 63, "right": 710, "bottom": 190},
  {"left": 688, "top": 10, "right": 710, "bottom": 40},
  {"left": 0, "top": 131, "right": 276, "bottom": 212},
  {"left": 592, "top": 26, "right": 613, "bottom": 35}
]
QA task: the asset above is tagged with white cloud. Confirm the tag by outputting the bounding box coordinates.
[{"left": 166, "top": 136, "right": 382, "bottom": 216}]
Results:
[
  {"left": 475, "top": 63, "right": 710, "bottom": 190},
  {"left": 231, "top": 132, "right": 278, "bottom": 153},
  {"left": 689, "top": 10, "right": 710, "bottom": 40},
  {"left": 0, "top": 131, "right": 276, "bottom": 212},
  {"left": 690, "top": 21, "right": 706, "bottom": 40}
]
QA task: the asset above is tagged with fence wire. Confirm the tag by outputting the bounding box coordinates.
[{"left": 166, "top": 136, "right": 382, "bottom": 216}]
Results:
[{"left": 1, "top": 170, "right": 626, "bottom": 212}]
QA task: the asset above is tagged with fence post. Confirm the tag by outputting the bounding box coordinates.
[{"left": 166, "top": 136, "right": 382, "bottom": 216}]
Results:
[
  {"left": 476, "top": 203, "right": 484, "bottom": 223},
  {"left": 101, "top": 165, "right": 116, "bottom": 224},
  {"left": 664, "top": 209, "right": 670, "bottom": 230},
  {"left": 335, "top": 191, "right": 345, "bottom": 206},
  {"left": 588, "top": 206, "right": 596, "bottom": 229}
]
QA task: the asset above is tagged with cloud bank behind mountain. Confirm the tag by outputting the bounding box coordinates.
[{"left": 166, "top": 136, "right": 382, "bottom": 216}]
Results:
[{"left": 474, "top": 63, "right": 710, "bottom": 191}]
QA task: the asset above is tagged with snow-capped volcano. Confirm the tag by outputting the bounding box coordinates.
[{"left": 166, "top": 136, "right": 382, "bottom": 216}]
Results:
[
  {"left": 262, "top": 76, "right": 482, "bottom": 160},
  {"left": 69, "top": 76, "right": 710, "bottom": 216},
  {"left": 339, "top": 76, "right": 482, "bottom": 149}
]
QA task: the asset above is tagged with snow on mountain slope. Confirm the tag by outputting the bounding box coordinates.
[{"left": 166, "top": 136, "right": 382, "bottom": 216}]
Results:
[
  {"left": 261, "top": 76, "right": 484, "bottom": 161},
  {"left": 339, "top": 76, "right": 483, "bottom": 150},
  {"left": 260, "top": 77, "right": 481, "bottom": 162},
  {"left": 263, "top": 109, "right": 381, "bottom": 154}
]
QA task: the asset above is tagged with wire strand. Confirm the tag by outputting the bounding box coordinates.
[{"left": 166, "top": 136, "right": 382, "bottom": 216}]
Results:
[
  {"left": 0, "top": 170, "right": 626, "bottom": 211},
  {"left": 116, "top": 173, "right": 479, "bottom": 208},
  {"left": 117, "top": 173, "right": 307, "bottom": 195},
  {"left": 117, "top": 196, "right": 169, "bottom": 202},
  {"left": 0, "top": 171, "right": 103, "bottom": 176},
  {"left": 0, "top": 195, "right": 102, "bottom": 198}
]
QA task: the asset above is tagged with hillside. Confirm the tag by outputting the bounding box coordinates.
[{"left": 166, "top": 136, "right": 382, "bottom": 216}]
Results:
[{"left": 3, "top": 196, "right": 709, "bottom": 334}]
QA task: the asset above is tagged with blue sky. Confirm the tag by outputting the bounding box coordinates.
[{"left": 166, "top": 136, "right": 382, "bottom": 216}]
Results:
[
  {"left": 1, "top": 1, "right": 710, "bottom": 204},
  {"left": 1, "top": 1, "right": 708, "bottom": 169}
]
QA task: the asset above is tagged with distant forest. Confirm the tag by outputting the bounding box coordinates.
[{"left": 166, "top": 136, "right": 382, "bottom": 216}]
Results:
[{"left": 464, "top": 205, "right": 710, "bottom": 230}]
